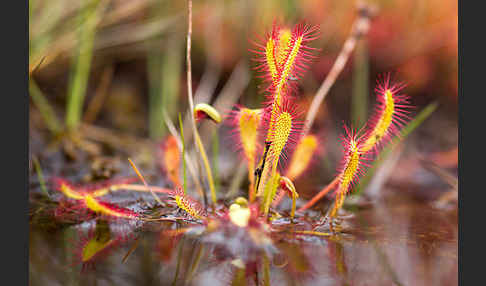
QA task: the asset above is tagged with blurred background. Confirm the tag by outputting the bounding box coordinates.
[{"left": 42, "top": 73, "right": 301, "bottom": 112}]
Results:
[
  {"left": 29, "top": 0, "right": 457, "bottom": 133},
  {"left": 29, "top": 0, "right": 457, "bottom": 285},
  {"left": 29, "top": 0, "right": 457, "bottom": 191},
  {"left": 29, "top": 0, "right": 458, "bottom": 202}
]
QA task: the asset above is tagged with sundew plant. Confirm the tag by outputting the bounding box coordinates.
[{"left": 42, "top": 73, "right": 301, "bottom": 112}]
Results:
[{"left": 46, "top": 3, "right": 433, "bottom": 282}]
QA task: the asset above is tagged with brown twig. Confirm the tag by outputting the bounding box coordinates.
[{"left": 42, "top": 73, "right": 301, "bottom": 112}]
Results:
[
  {"left": 121, "top": 236, "right": 140, "bottom": 263},
  {"left": 304, "top": 2, "right": 377, "bottom": 135},
  {"left": 128, "top": 158, "right": 165, "bottom": 206},
  {"left": 186, "top": 0, "right": 196, "bottom": 143}
]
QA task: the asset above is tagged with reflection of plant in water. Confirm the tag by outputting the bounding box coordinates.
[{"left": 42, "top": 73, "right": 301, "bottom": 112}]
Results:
[
  {"left": 48, "top": 5, "right": 420, "bottom": 283},
  {"left": 70, "top": 220, "right": 135, "bottom": 272}
]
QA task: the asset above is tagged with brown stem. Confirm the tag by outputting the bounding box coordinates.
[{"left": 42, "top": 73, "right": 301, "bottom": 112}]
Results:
[
  {"left": 303, "top": 3, "right": 376, "bottom": 135},
  {"left": 185, "top": 0, "right": 207, "bottom": 208}
]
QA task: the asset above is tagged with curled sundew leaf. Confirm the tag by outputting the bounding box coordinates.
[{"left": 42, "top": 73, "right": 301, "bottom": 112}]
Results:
[
  {"left": 279, "top": 176, "right": 298, "bottom": 219},
  {"left": 194, "top": 103, "right": 222, "bottom": 123},
  {"left": 286, "top": 134, "right": 318, "bottom": 180},
  {"left": 279, "top": 176, "right": 298, "bottom": 199},
  {"left": 234, "top": 197, "right": 249, "bottom": 208}
]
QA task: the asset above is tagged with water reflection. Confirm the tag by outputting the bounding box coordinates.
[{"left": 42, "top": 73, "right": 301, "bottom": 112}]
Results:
[{"left": 29, "top": 190, "right": 457, "bottom": 286}]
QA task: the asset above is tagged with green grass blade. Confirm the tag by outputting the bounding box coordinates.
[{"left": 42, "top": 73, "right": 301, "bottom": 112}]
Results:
[
  {"left": 32, "top": 156, "right": 50, "bottom": 198},
  {"left": 149, "top": 33, "right": 183, "bottom": 139},
  {"left": 353, "top": 101, "right": 439, "bottom": 195},
  {"left": 65, "top": 0, "right": 101, "bottom": 131},
  {"left": 29, "top": 80, "right": 63, "bottom": 134}
]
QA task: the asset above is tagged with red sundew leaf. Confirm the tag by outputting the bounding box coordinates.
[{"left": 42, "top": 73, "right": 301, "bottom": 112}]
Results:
[
  {"left": 170, "top": 188, "right": 207, "bottom": 220},
  {"left": 51, "top": 177, "right": 84, "bottom": 200},
  {"left": 250, "top": 22, "right": 320, "bottom": 102},
  {"left": 51, "top": 176, "right": 138, "bottom": 200},
  {"left": 361, "top": 72, "right": 414, "bottom": 154},
  {"left": 266, "top": 97, "right": 305, "bottom": 170},
  {"left": 333, "top": 124, "right": 371, "bottom": 196},
  {"left": 83, "top": 195, "right": 141, "bottom": 220}
]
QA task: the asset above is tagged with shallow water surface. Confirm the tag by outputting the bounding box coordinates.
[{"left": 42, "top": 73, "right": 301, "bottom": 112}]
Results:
[{"left": 29, "top": 189, "right": 457, "bottom": 286}]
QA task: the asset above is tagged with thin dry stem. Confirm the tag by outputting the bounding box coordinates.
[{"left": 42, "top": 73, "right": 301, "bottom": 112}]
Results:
[
  {"left": 186, "top": 0, "right": 196, "bottom": 142},
  {"left": 185, "top": 0, "right": 217, "bottom": 205},
  {"left": 304, "top": 3, "right": 376, "bottom": 135},
  {"left": 128, "top": 158, "right": 165, "bottom": 206}
]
